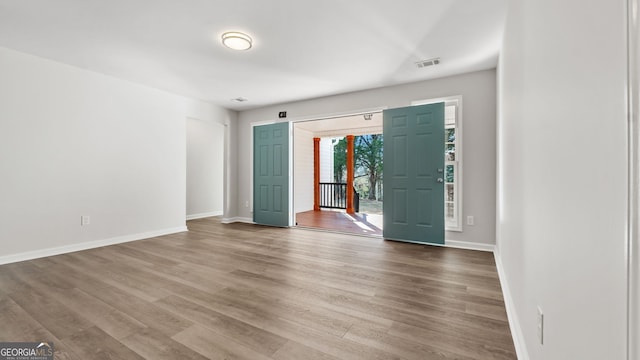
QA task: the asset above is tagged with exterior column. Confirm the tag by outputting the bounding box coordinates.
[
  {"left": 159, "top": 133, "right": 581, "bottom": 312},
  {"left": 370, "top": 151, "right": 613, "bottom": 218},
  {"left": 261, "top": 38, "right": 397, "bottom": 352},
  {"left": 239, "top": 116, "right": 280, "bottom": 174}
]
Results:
[
  {"left": 313, "top": 137, "right": 320, "bottom": 211},
  {"left": 346, "top": 135, "right": 355, "bottom": 214}
]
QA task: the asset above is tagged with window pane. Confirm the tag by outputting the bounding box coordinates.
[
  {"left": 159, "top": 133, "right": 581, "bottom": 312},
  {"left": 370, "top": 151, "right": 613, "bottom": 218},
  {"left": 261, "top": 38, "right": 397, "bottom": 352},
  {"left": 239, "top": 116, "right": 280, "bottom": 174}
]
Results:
[
  {"left": 446, "top": 184, "right": 454, "bottom": 201},
  {"left": 446, "top": 165, "right": 454, "bottom": 183},
  {"left": 446, "top": 203, "right": 455, "bottom": 219},
  {"left": 446, "top": 128, "right": 456, "bottom": 143},
  {"left": 446, "top": 144, "right": 455, "bottom": 161},
  {"left": 445, "top": 105, "right": 456, "bottom": 125}
]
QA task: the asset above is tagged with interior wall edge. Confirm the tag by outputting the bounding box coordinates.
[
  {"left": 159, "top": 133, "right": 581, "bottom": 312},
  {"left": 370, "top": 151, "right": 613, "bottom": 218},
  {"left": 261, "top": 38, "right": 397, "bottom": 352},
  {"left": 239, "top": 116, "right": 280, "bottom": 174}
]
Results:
[
  {"left": 627, "top": 0, "right": 640, "bottom": 358},
  {"left": 494, "top": 250, "right": 530, "bottom": 360}
]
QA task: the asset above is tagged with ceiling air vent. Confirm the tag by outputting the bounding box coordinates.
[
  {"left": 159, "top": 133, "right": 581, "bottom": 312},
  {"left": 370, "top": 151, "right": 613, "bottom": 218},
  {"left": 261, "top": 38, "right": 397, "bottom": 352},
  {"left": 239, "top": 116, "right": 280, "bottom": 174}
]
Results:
[{"left": 415, "top": 58, "right": 441, "bottom": 68}]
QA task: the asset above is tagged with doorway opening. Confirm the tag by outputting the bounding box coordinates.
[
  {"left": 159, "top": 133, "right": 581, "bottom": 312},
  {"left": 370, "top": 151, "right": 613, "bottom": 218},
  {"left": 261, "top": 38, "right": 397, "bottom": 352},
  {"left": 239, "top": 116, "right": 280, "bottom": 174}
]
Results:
[{"left": 293, "top": 113, "right": 383, "bottom": 236}]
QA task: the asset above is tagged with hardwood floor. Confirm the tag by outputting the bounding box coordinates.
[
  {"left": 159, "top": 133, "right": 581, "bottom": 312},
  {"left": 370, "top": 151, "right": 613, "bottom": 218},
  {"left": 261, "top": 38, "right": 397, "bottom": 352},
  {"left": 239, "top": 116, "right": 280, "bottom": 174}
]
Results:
[
  {"left": 0, "top": 218, "right": 516, "bottom": 359},
  {"left": 296, "top": 210, "right": 383, "bottom": 236}
]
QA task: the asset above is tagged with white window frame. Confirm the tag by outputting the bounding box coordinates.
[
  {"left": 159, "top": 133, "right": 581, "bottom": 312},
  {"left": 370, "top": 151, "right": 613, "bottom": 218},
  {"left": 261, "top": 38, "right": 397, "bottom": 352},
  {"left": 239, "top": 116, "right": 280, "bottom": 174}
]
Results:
[{"left": 412, "top": 96, "right": 463, "bottom": 232}]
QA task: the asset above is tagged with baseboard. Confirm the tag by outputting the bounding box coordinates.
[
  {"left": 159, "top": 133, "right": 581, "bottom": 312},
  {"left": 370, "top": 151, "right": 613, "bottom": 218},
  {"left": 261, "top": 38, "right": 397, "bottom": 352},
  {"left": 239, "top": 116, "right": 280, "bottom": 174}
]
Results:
[
  {"left": 186, "top": 211, "right": 223, "bottom": 220},
  {"left": 445, "top": 240, "right": 495, "bottom": 252},
  {"left": 0, "top": 226, "right": 188, "bottom": 265},
  {"left": 494, "top": 250, "right": 529, "bottom": 360},
  {"left": 221, "top": 217, "right": 254, "bottom": 224}
]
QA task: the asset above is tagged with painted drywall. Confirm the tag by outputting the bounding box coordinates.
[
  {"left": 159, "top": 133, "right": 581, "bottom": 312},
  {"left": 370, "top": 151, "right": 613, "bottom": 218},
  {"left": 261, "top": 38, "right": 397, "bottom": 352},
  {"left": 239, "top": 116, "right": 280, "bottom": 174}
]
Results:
[
  {"left": 0, "top": 46, "right": 231, "bottom": 261},
  {"left": 234, "top": 69, "right": 497, "bottom": 246},
  {"left": 184, "top": 91, "right": 237, "bottom": 222},
  {"left": 187, "top": 117, "right": 224, "bottom": 219},
  {"left": 496, "top": 0, "right": 628, "bottom": 359},
  {"left": 293, "top": 126, "right": 314, "bottom": 213}
]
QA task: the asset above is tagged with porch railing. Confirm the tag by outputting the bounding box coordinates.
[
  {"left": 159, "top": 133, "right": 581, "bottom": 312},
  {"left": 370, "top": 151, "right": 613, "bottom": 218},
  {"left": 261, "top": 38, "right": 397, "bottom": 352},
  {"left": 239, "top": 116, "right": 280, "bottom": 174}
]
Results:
[{"left": 319, "top": 182, "right": 359, "bottom": 212}]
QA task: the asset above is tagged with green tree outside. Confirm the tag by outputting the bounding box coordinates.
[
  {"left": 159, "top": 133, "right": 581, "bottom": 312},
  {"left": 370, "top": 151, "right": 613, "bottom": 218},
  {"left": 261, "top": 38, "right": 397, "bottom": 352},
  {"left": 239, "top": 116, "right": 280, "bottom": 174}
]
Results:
[{"left": 332, "top": 134, "right": 383, "bottom": 201}]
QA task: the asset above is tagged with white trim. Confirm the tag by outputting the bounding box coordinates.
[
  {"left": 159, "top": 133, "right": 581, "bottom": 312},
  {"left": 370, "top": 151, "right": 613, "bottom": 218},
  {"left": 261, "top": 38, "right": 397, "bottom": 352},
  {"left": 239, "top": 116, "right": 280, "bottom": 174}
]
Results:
[
  {"left": 221, "top": 217, "right": 254, "bottom": 224},
  {"left": 445, "top": 240, "right": 494, "bottom": 252},
  {"left": 288, "top": 122, "right": 295, "bottom": 227},
  {"left": 186, "top": 211, "right": 223, "bottom": 220},
  {"left": 383, "top": 237, "right": 494, "bottom": 252},
  {"left": 0, "top": 226, "right": 188, "bottom": 265},
  {"left": 494, "top": 250, "right": 530, "bottom": 360}
]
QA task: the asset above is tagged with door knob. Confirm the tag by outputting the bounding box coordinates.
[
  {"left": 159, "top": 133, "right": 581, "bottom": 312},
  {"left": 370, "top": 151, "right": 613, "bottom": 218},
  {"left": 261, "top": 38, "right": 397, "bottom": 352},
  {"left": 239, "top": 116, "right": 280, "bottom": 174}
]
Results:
[{"left": 437, "top": 178, "right": 444, "bottom": 183}]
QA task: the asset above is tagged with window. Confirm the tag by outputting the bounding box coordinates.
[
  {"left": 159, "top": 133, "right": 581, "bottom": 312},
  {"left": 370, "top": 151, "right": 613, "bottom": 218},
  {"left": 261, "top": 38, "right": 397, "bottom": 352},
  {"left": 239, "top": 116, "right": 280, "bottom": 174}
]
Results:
[{"left": 413, "top": 96, "right": 463, "bottom": 231}]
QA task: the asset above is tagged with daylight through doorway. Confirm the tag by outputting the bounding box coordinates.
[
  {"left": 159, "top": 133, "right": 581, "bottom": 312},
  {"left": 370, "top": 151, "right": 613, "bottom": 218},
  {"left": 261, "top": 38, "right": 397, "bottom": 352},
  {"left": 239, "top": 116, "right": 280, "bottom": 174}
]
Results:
[{"left": 293, "top": 113, "right": 384, "bottom": 237}]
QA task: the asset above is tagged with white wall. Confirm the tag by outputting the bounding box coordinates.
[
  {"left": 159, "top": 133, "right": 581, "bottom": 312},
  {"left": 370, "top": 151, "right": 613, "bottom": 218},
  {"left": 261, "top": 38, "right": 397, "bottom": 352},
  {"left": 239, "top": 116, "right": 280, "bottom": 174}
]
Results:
[
  {"left": 0, "top": 46, "right": 232, "bottom": 263},
  {"left": 186, "top": 117, "right": 225, "bottom": 219},
  {"left": 234, "top": 69, "right": 497, "bottom": 246},
  {"left": 319, "top": 138, "right": 335, "bottom": 183},
  {"left": 496, "top": 0, "right": 628, "bottom": 359},
  {"left": 293, "top": 126, "right": 314, "bottom": 213}
]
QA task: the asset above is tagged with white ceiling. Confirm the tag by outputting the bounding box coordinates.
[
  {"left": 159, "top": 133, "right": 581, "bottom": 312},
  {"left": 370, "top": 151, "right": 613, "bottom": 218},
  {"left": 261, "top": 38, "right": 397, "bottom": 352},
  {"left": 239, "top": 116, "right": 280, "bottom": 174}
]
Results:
[
  {"left": 294, "top": 112, "right": 383, "bottom": 138},
  {"left": 0, "top": 0, "right": 507, "bottom": 111}
]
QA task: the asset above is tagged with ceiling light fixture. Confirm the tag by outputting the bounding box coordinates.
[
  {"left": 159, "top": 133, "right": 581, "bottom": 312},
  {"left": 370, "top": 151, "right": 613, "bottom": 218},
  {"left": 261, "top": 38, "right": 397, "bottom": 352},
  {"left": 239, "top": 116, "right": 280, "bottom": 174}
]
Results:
[{"left": 222, "top": 32, "right": 252, "bottom": 51}]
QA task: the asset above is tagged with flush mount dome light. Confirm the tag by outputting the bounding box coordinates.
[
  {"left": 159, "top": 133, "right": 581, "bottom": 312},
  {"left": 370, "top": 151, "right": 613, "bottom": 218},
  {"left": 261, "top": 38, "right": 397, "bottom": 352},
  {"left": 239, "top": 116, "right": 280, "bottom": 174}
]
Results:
[{"left": 222, "top": 31, "right": 252, "bottom": 50}]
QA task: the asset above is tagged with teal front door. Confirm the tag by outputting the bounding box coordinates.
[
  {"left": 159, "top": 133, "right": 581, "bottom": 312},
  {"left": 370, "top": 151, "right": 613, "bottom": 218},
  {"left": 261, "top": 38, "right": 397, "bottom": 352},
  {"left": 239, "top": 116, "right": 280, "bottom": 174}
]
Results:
[
  {"left": 253, "top": 122, "right": 289, "bottom": 227},
  {"left": 383, "top": 103, "right": 445, "bottom": 244}
]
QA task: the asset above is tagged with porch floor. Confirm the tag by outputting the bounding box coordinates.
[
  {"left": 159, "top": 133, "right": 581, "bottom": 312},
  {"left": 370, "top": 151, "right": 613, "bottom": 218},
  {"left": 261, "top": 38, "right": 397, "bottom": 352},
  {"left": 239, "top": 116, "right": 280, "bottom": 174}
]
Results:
[{"left": 295, "top": 209, "right": 383, "bottom": 236}]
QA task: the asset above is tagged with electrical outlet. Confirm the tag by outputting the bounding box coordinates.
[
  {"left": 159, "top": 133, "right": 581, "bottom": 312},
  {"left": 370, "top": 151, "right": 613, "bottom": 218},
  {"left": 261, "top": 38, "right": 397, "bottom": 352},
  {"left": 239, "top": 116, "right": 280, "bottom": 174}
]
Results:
[
  {"left": 537, "top": 306, "right": 544, "bottom": 345},
  {"left": 466, "top": 215, "right": 474, "bottom": 225},
  {"left": 245, "top": 201, "right": 249, "bottom": 208},
  {"left": 81, "top": 215, "right": 90, "bottom": 226}
]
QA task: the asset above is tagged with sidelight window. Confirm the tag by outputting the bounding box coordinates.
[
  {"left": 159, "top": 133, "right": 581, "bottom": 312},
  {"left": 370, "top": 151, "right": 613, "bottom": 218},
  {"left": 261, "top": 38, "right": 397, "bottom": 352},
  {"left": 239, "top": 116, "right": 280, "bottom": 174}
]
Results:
[{"left": 413, "top": 97, "right": 463, "bottom": 232}]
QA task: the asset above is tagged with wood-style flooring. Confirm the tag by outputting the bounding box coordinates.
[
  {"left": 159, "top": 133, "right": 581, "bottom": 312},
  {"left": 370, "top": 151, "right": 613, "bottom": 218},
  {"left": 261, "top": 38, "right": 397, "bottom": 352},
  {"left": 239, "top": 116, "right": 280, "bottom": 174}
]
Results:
[
  {"left": 0, "top": 217, "right": 516, "bottom": 359},
  {"left": 296, "top": 210, "right": 383, "bottom": 236}
]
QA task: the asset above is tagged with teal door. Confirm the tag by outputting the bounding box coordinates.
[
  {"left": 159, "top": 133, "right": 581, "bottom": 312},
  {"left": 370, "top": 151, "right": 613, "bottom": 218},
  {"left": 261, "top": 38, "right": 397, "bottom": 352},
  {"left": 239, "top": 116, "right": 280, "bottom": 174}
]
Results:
[
  {"left": 253, "top": 122, "right": 289, "bottom": 227},
  {"left": 383, "top": 103, "right": 445, "bottom": 244}
]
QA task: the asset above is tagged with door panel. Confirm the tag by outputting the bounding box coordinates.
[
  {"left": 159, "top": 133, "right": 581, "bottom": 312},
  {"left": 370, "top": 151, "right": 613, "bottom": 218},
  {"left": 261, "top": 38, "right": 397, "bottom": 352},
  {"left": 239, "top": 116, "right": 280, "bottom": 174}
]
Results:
[
  {"left": 416, "top": 189, "right": 433, "bottom": 226},
  {"left": 253, "top": 122, "right": 289, "bottom": 227},
  {"left": 383, "top": 103, "right": 445, "bottom": 244}
]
